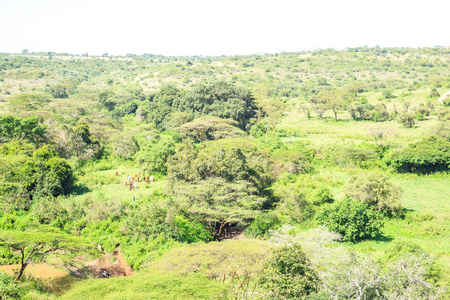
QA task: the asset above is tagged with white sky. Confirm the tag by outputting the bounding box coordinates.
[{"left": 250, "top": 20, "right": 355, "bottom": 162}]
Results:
[{"left": 0, "top": 0, "right": 449, "bottom": 56}]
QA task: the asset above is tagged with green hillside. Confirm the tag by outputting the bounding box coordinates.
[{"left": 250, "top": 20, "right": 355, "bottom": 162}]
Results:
[{"left": 0, "top": 47, "right": 449, "bottom": 299}]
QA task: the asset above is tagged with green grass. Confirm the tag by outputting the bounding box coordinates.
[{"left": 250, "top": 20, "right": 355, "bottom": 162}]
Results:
[{"left": 60, "top": 272, "right": 229, "bottom": 300}]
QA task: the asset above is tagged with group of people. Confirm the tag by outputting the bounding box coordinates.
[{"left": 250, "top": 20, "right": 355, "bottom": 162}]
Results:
[{"left": 116, "top": 171, "right": 155, "bottom": 191}]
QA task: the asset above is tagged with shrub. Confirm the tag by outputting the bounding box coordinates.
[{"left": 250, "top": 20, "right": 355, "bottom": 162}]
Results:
[
  {"left": 246, "top": 212, "right": 281, "bottom": 238},
  {"left": 317, "top": 198, "right": 384, "bottom": 242},
  {"left": 398, "top": 112, "right": 416, "bottom": 128},
  {"left": 388, "top": 136, "right": 450, "bottom": 173},
  {"left": 0, "top": 272, "right": 26, "bottom": 299},
  {"left": 48, "top": 84, "right": 68, "bottom": 98},
  {"left": 443, "top": 95, "right": 450, "bottom": 107},
  {"left": 259, "top": 243, "right": 319, "bottom": 299},
  {"left": 345, "top": 171, "right": 403, "bottom": 217}
]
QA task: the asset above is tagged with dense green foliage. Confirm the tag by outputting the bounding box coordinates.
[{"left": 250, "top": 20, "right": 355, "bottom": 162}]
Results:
[
  {"left": 259, "top": 243, "right": 318, "bottom": 299},
  {"left": 0, "top": 115, "right": 46, "bottom": 145},
  {"left": 317, "top": 198, "right": 385, "bottom": 242},
  {"left": 388, "top": 136, "right": 450, "bottom": 173},
  {"left": 345, "top": 171, "right": 403, "bottom": 217},
  {"left": 0, "top": 143, "right": 75, "bottom": 212},
  {"left": 143, "top": 82, "right": 256, "bottom": 131}
]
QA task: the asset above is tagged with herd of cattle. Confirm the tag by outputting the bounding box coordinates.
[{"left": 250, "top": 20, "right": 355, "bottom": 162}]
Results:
[{"left": 116, "top": 171, "right": 155, "bottom": 190}]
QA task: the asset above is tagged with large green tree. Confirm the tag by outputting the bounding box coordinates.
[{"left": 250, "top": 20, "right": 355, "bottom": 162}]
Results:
[{"left": 0, "top": 116, "right": 46, "bottom": 145}]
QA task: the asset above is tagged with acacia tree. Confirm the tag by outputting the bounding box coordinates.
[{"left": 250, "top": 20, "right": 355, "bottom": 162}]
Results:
[
  {"left": 252, "top": 83, "right": 270, "bottom": 122},
  {"left": 174, "top": 178, "right": 266, "bottom": 240},
  {"left": 169, "top": 147, "right": 269, "bottom": 240},
  {"left": 317, "top": 89, "right": 348, "bottom": 121},
  {"left": 262, "top": 99, "right": 287, "bottom": 139},
  {"left": 0, "top": 226, "right": 95, "bottom": 283}
]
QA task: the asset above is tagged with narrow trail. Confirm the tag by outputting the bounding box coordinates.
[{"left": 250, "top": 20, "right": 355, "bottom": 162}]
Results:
[{"left": 438, "top": 90, "right": 450, "bottom": 104}]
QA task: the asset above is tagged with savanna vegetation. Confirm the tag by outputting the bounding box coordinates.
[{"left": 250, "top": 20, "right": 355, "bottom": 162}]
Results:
[{"left": 0, "top": 46, "right": 449, "bottom": 299}]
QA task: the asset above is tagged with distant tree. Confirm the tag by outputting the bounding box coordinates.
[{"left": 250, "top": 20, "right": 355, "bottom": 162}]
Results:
[
  {"left": 398, "top": 112, "right": 416, "bottom": 128},
  {"left": 169, "top": 146, "right": 270, "bottom": 240},
  {"left": 175, "top": 116, "right": 245, "bottom": 142},
  {"left": 48, "top": 84, "right": 68, "bottom": 99},
  {"left": 252, "top": 83, "right": 270, "bottom": 122},
  {"left": 23, "top": 145, "right": 76, "bottom": 198},
  {"left": 71, "top": 121, "right": 102, "bottom": 160},
  {"left": 370, "top": 103, "right": 390, "bottom": 122},
  {"left": 0, "top": 116, "right": 46, "bottom": 145},
  {"left": 317, "top": 89, "right": 348, "bottom": 121},
  {"left": 101, "top": 53, "right": 109, "bottom": 57},
  {"left": 21, "top": 49, "right": 29, "bottom": 55},
  {"left": 262, "top": 99, "right": 288, "bottom": 139},
  {"left": 443, "top": 96, "right": 450, "bottom": 107},
  {"left": 97, "top": 91, "right": 116, "bottom": 111},
  {"left": 178, "top": 82, "right": 256, "bottom": 130},
  {"left": 429, "top": 88, "right": 440, "bottom": 98},
  {"left": 7, "top": 94, "right": 47, "bottom": 113},
  {"left": 300, "top": 103, "right": 312, "bottom": 119}
]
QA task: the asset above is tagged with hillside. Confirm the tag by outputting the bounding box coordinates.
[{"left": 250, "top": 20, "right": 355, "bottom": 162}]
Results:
[{"left": 0, "top": 47, "right": 449, "bottom": 299}]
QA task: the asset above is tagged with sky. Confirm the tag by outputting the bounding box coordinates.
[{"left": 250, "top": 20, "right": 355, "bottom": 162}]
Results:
[{"left": 0, "top": 0, "right": 449, "bottom": 56}]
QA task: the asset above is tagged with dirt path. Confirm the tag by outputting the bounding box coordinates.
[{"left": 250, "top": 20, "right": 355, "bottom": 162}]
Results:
[
  {"left": 84, "top": 245, "right": 134, "bottom": 278},
  {"left": 438, "top": 90, "right": 450, "bottom": 104}
]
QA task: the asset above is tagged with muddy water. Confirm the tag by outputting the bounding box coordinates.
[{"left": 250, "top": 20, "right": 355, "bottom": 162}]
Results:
[{"left": 0, "top": 264, "right": 78, "bottom": 295}]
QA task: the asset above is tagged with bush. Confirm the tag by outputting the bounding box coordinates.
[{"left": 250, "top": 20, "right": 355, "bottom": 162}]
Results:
[
  {"left": 345, "top": 171, "right": 403, "bottom": 217},
  {"left": 245, "top": 212, "right": 281, "bottom": 238},
  {"left": 398, "top": 112, "right": 416, "bottom": 128},
  {"left": 48, "top": 84, "right": 68, "bottom": 98},
  {"left": 317, "top": 198, "right": 384, "bottom": 242},
  {"left": 0, "top": 272, "right": 27, "bottom": 299},
  {"left": 388, "top": 136, "right": 450, "bottom": 173},
  {"left": 443, "top": 95, "right": 450, "bottom": 107},
  {"left": 259, "top": 243, "right": 319, "bottom": 299}
]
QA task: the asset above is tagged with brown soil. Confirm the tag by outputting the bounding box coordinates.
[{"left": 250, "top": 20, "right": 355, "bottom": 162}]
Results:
[
  {"left": 0, "top": 264, "right": 77, "bottom": 296},
  {"left": 85, "top": 245, "right": 134, "bottom": 279}
]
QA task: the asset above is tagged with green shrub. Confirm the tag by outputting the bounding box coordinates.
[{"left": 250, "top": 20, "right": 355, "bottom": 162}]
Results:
[
  {"left": 48, "top": 84, "right": 68, "bottom": 98},
  {"left": 246, "top": 212, "right": 281, "bottom": 238},
  {"left": 388, "top": 136, "right": 450, "bottom": 173},
  {"left": 0, "top": 271, "right": 26, "bottom": 299},
  {"left": 443, "top": 95, "right": 450, "bottom": 107},
  {"left": 317, "top": 198, "right": 385, "bottom": 242},
  {"left": 31, "top": 196, "right": 68, "bottom": 227},
  {"left": 259, "top": 243, "right": 319, "bottom": 299},
  {"left": 345, "top": 171, "right": 403, "bottom": 217},
  {"left": 398, "top": 112, "right": 416, "bottom": 128}
]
